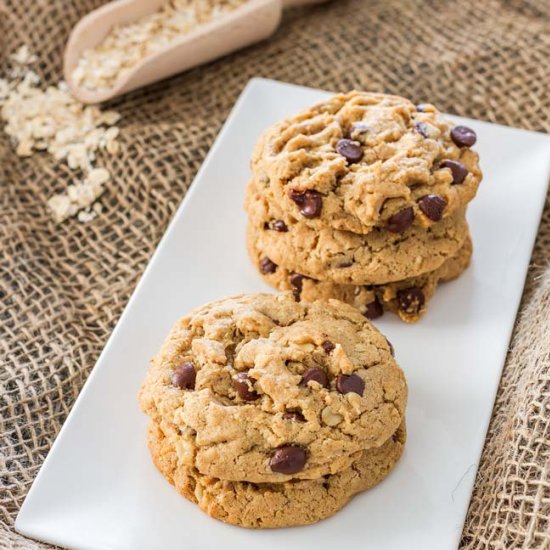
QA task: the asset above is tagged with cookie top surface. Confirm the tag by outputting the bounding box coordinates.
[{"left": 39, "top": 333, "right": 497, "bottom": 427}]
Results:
[
  {"left": 252, "top": 91, "right": 482, "bottom": 234},
  {"left": 246, "top": 178, "right": 469, "bottom": 285},
  {"left": 139, "top": 292, "right": 406, "bottom": 483}
]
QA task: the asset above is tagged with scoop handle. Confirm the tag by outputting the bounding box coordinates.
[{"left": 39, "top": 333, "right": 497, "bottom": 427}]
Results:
[{"left": 283, "top": 0, "right": 328, "bottom": 7}]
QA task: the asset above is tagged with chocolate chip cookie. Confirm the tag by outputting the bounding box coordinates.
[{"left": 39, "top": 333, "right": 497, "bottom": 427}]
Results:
[
  {"left": 246, "top": 178, "right": 469, "bottom": 285},
  {"left": 139, "top": 293, "right": 407, "bottom": 483},
  {"left": 148, "top": 419, "right": 405, "bottom": 528},
  {"left": 249, "top": 231, "right": 472, "bottom": 323},
  {"left": 252, "top": 91, "right": 482, "bottom": 234}
]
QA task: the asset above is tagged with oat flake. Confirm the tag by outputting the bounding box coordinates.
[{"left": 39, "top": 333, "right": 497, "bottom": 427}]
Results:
[{"left": 1, "top": 47, "right": 121, "bottom": 223}]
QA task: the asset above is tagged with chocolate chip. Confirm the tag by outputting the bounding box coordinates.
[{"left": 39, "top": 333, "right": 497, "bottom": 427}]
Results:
[
  {"left": 335, "top": 138, "right": 363, "bottom": 163},
  {"left": 336, "top": 373, "right": 365, "bottom": 396},
  {"left": 451, "top": 126, "right": 477, "bottom": 148},
  {"left": 299, "top": 367, "right": 329, "bottom": 388},
  {"left": 414, "top": 122, "right": 429, "bottom": 138},
  {"left": 260, "top": 257, "right": 277, "bottom": 274},
  {"left": 233, "top": 373, "right": 260, "bottom": 401},
  {"left": 282, "top": 410, "right": 306, "bottom": 422},
  {"left": 387, "top": 207, "right": 414, "bottom": 233},
  {"left": 288, "top": 189, "right": 305, "bottom": 206},
  {"left": 289, "top": 272, "right": 305, "bottom": 301},
  {"left": 270, "top": 446, "right": 307, "bottom": 474},
  {"left": 321, "top": 340, "right": 335, "bottom": 354},
  {"left": 171, "top": 362, "right": 196, "bottom": 390},
  {"left": 289, "top": 272, "right": 304, "bottom": 288},
  {"left": 397, "top": 287, "right": 426, "bottom": 313},
  {"left": 364, "top": 298, "right": 383, "bottom": 320},
  {"left": 440, "top": 159, "right": 468, "bottom": 184},
  {"left": 271, "top": 220, "right": 288, "bottom": 232},
  {"left": 337, "top": 259, "right": 353, "bottom": 268},
  {"left": 417, "top": 194, "right": 447, "bottom": 221},
  {"left": 288, "top": 189, "right": 322, "bottom": 219},
  {"left": 301, "top": 191, "right": 323, "bottom": 218},
  {"left": 386, "top": 338, "right": 395, "bottom": 356}
]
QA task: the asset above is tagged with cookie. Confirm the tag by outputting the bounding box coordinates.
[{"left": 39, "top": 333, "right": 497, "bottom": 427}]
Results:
[
  {"left": 249, "top": 232, "right": 472, "bottom": 323},
  {"left": 252, "top": 90, "right": 482, "bottom": 234},
  {"left": 139, "top": 293, "right": 407, "bottom": 483},
  {"left": 246, "top": 178, "right": 469, "bottom": 285},
  {"left": 148, "top": 419, "right": 406, "bottom": 528}
]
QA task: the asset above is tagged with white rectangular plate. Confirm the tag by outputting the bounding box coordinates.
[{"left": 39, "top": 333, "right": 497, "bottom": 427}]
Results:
[{"left": 16, "top": 79, "right": 550, "bottom": 550}]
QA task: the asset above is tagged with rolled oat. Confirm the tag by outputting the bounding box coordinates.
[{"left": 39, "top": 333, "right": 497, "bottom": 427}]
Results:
[
  {"left": 1, "top": 48, "right": 121, "bottom": 223},
  {"left": 71, "top": 0, "right": 248, "bottom": 93}
]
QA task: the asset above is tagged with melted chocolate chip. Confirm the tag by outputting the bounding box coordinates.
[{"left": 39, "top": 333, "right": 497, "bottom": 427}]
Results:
[
  {"left": 271, "top": 220, "right": 288, "bottom": 232},
  {"left": 387, "top": 207, "right": 414, "bottom": 233},
  {"left": 336, "top": 373, "right": 365, "bottom": 396},
  {"left": 289, "top": 272, "right": 304, "bottom": 288},
  {"left": 417, "top": 194, "right": 447, "bottom": 221},
  {"left": 289, "top": 272, "right": 305, "bottom": 301},
  {"left": 233, "top": 373, "right": 260, "bottom": 401},
  {"left": 414, "top": 121, "right": 429, "bottom": 138},
  {"left": 299, "top": 367, "right": 329, "bottom": 388},
  {"left": 440, "top": 159, "right": 468, "bottom": 184},
  {"left": 301, "top": 191, "right": 323, "bottom": 218},
  {"left": 288, "top": 189, "right": 305, "bottom": 206},
  {"left": 451, "top": 126, "right": 477, "bottom": 148},
  {"left": 282, "top": 410, "right": 306, "bottom": 422},
  {"left": 288, "top": 189, "right": 323, "bottom": 218},
  {"left": 397, "top": 287, "right": 426, "bottom": 313},
  {"left": 364, "top": 298, "right": 384, "bottom": 320},
  {"left": 321, "top": 340, "right": 335, "bottom": 354},
  {"left": 335, "top": 139, "right": 363, "bottom": 163},
  {"left": 386, "top": 338, "right": 395, "bottom": 356},
  {"left": 171, "top": 362, "right": 196, "bottom": 390},
  {"left": 260, "top": 257, "right": 277, "bottom": 274},
  {"left": 270, "top": 446, "right": 307, "bottom": 474}
]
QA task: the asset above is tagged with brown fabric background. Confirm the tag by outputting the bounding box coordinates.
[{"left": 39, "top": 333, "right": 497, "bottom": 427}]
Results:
[{"left": 1, "top": 0, "right": 549, "bottom": 548}]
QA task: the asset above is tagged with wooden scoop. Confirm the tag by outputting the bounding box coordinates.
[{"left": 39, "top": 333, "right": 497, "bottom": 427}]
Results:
[{"left": 64, "top": 0, "right": 328, "bottom": 104}]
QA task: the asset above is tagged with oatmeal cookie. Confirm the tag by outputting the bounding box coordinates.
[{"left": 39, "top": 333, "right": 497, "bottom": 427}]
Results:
[
  {"left": 252, "top": 91, "right": 481, "bottom": 234},
  {"left": 139, "top": 293, "right": 406, "bottom": 483},
  {"left": 249, "top": 232, "right": 472, "bottom": 323},
  {"left": 246, "top": 178, "right": 469, "bottom": 285}
]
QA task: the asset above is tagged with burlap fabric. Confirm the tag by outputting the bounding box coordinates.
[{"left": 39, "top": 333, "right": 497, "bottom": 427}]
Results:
[{"left": 1, "top": 0, "right": 549, "bottom": 548}]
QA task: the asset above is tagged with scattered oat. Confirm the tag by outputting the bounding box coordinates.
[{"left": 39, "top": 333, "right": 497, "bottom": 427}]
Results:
[
  {"left": 47, "top": 169, "right": 111, "bottom": 224},
  {"left": 71, "top": 0, "right": 248, "bottom": 92},
  {"left": 8, "top": 45, "right": 39, "bottom": 79},
  {"left": 77, "top": 209, "right": 98, "bottom": 223},
  {"left": 10, "top": 45, "right": 38, "bottom": 66},
  {"left": 0, "top": 79, "right": 9, "bottom": 101},
  {"left": 2, "top": 75, "right": 120, "bottom": 167},
  {"left": 1, "top": 49, "right": 121, "bottom": 223}
]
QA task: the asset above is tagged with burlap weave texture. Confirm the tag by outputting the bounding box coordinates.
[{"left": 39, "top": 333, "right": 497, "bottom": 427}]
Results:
[{"left": 1, "top": 0, "right": 549, "bottom": 548}]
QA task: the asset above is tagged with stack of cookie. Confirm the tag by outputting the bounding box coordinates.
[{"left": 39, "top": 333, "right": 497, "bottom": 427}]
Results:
[
  {"left": 245, "top": 91, "right": 482, "bottom": 322},
  {"left": 139, "top": 293, "right": 407, "bottom": 527}
]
